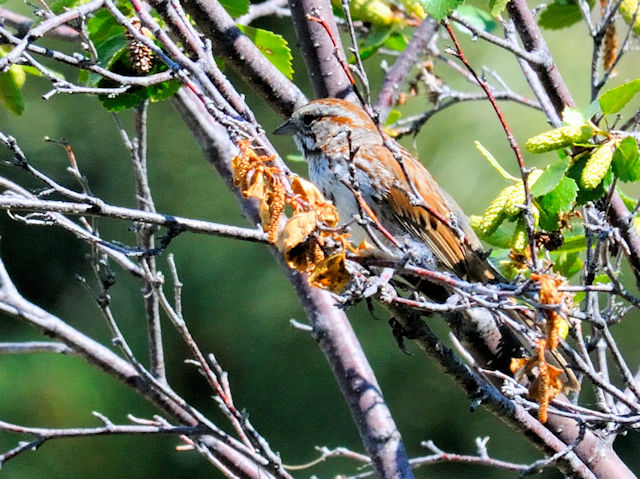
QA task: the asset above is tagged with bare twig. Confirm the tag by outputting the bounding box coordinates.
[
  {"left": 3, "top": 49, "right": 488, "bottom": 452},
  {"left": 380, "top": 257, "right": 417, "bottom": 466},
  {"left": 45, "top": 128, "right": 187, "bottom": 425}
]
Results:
[
  {"left": 0, "top": 195, "right": 268, "bottom": 243},
  {"left": 374, "top": 17, "right": 438, "bottom": 122},
  {"left": 0, "top": 341, "right": 74, "bottom": 355},
  {"left": 443, "top": 20, "right": 539, "bottom": 270},
  {"left": 237, "top": 0, "right": 290, "bottom": 25}
]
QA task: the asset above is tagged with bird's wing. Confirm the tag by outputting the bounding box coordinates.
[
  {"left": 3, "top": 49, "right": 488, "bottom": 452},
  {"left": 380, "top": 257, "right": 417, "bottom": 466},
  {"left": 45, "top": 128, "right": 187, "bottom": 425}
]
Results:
[{"left": 362, "top": 143, "right": 493, "bottom": 281}]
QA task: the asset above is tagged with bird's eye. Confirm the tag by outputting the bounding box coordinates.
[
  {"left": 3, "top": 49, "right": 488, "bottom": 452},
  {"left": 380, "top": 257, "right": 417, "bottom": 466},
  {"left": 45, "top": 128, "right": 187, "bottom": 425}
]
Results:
[{"left": 301, "top": 114, "right": 315, "bottom": 126}]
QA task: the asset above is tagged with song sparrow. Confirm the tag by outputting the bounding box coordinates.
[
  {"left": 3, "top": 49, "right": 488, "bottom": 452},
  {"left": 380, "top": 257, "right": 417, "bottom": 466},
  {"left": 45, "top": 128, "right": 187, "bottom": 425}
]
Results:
[
  {"left": 274, "top": 97, "right": 493, "bottom": 281},
  {"left": 275, "top": 97, "right": 579, "bottom": 392}
]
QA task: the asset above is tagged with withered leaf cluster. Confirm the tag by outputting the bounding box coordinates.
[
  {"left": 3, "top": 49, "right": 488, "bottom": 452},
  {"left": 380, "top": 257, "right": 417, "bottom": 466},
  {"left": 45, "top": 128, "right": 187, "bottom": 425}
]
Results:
[
  {"left": 232, "top": 140, "right": 352, "bottom": 292},
  {"left": 511, "top": 273, "right": 574, "bottom": 423}
]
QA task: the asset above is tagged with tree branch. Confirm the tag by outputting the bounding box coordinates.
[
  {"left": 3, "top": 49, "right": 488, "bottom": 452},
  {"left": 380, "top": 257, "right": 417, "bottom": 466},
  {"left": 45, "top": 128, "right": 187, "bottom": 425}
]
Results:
[
  {"left": 0, "top": 195, "right": 268, "bottom": 243},
  {"left": 287, "top": 0, "right": 357, "bottom": 102},
  {"left": 374, "top": 17, "right": 438, "bottom": 122},
  {"left": 178, "top": 0, "right": 307, "bottom": 116},
  {"left": 172, "top": 86, "right": 413, "bottom": 479}
]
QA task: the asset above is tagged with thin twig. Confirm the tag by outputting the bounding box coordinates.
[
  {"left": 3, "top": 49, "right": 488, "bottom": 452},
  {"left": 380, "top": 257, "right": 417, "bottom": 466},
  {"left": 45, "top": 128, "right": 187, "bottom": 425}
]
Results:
[
  {"left": 443, "top": 20, "right": 539, "bottom": 271},
  {"left": 0, "top": 195, "right": 268, "bottom": 243}
]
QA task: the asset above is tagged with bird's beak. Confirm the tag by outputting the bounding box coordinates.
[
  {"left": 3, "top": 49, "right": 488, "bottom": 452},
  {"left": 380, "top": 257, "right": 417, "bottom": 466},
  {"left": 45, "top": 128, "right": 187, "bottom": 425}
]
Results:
[{"left": 273, "top": 119, "right": 296, "bottom": 135}]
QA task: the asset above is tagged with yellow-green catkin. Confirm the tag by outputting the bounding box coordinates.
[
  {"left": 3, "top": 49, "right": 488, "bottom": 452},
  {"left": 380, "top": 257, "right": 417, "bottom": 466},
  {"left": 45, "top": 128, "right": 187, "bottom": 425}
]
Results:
[
  {"left": 503, "top": 169, "right": 544, "bottom": 217},
  {"left": 556, "top": 317, "right": 570, "bottom": 341},
  {"left": 620, "top": 0, "right": 640, "bottom": 35},
  {"left": 401, "top": 0, "right": 426, "bottom": 18},
  {"left": 477, "top": 195, "right": 508, "bottom": 236},
  {"left": 477, "top": 170, "right": 542, "bottom": 235},
  {"left": 525, "top": 124, "right": 595, "bottom": 154},
  {"left": 511, "top": 217, "right": 528, "bottom": 252},
  {"left": 333, "top": 0, "right": 400, "bottom": 26},
  {"left": 581, "top": 140, "right": 616, "bottom": 189}
]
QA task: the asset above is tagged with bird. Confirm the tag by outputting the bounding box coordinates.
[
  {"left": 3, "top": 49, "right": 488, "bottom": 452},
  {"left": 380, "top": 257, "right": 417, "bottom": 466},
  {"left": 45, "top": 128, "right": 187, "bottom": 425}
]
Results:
[
  {"left": 274, "top": 97, "right": 579, "bottom": 393},
  {"left": 274, "top": 98, "right": 492, "bottom": 279}
]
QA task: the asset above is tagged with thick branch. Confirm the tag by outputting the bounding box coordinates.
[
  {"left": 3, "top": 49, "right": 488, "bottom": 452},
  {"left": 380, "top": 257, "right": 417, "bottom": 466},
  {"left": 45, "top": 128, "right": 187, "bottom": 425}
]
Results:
[
  {"left": 179, "top": 0, "right": 306, "bottom": 116},
  {"left": 384, "top": 302, "right": 595, "bottom": 478},
  {"left": 287, "top": 0, "right": 356, "bottom": 101},
  {"left": 505, "top": 0, "right": 575, "bottom": 114},
  {"left": 172, "top": 87, "right": 413, "bottom": 479}
]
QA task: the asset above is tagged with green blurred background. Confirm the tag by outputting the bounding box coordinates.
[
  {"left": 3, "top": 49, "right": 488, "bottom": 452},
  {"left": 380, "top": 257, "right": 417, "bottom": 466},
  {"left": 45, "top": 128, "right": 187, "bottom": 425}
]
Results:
[{"left": 1, "top": 3, "right": 639, "bottom": 477}]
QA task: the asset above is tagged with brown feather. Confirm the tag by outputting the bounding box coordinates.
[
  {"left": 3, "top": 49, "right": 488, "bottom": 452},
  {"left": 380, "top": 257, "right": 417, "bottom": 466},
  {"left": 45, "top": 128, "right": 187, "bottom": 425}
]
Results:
[{"left": 362, "top": 143, "right": 493, "bottom": 281}]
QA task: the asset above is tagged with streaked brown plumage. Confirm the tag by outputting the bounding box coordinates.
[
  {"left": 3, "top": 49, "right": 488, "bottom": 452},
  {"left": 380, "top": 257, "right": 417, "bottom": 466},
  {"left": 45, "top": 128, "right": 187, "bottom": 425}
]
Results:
[
  {"left": 275, "top": 98, "right": 579, "bottom": 392},
  {"left": 275, "top": 98, "right": 493, "bottom": 280}
]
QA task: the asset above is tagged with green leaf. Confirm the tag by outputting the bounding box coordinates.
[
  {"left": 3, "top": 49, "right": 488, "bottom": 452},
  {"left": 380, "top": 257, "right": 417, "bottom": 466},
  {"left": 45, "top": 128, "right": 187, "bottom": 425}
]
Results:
[
  {"left": 539, "top": 2, "right": 583, "bottom": 29},
  {"left": 455, "top": 5, "right": 497, "bottom": 32},
  {"left": 50, "top": 0, "right": 90, "bottom": 14},
  {"left": 78, "top": 70, "right": 89, "bottom": 85},
  {"left": 555, "top": 233, "right": 586, "bottom": 253},
  {"left": 476, "top": 222, "right": 514, "bottom": 249},
  {"left": 115, "top": 0, "right": 135, "bottom": 17},
  {"left": 490, "top": 248, "right": 522, "bottom": 280},
  {"left": 90, "top": 35, "right": 128, "bottom": 85},
  {"left": 148, "top": 79, "right": 180, "bottom": 102},
  {"left": 20, "top": 65, "right": 43, "bottom": 78},
  {"left": 358, "top": 29, "right": 406, "bottom": 61},
  {"left": 221, "top": 0, "right": 249, "bottom": 17},
  {"left": 359, "top": 28, "right": 392, "bottom": 60},
  {"left": 237, "top": 25, "right": 293, "bottom": 80},
  {"left": 530, "top": 157, "right": 571, "bottom": 197},
  {"left": 582, "top": 99, "right": 601, "bottom": 119},
  {"left": 385, "top": 109, "right": 402, "bottom": 126},
  {"left": 88, "top": 10, "right": 125, "bottom": 45},
  {"left": 599, "top": 79, "right": 640, "bottom": 115},
  {"left": 489, "top": 0, "right": 510, "bottom": 16},
  {"left": 0, "top": 47, "right": 26, "bottom": 115},
  {"left": 99, "top": 88, "right": 148, "bottom": 112},
  {"left": 474, "top": 141, "right": 518, "bottom": 181},
  {"left": 0, "top": 65, "right": 26, "bottom": 115},
  {"left": 21, "top": 65, "right": 64, "bottom": 80},
  {"left": 87, "top": 8, "right": 179, "bottom": 113},
  {"left": 99, "top": 79, "right": 180, "bottom": 112},
  {"left": 421, "top": 0, "right": 465, "bottom": 21},
  {"left": 552, "top": 251, "right": 583, "bottom": 278},
  {"left": 83, "top": 12, "right": 127, "bottom": 87},
  {"left": 537, "top": 176, "right": 578, "bottom": 230},
  {"left": 384, "top": 31, "right": 409, "bottom": 52},
  {"left": 612, "top": 136, "right": 640, "bottom": 182},
  {"left": 617, "top": 188, "right": 638, "bottom": 211}
]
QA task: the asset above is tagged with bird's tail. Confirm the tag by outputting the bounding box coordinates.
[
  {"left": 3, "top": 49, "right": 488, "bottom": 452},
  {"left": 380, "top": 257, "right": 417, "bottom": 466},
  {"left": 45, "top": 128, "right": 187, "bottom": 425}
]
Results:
[{"left": 415, "top": 279, "right": 580, "bottom": 393}]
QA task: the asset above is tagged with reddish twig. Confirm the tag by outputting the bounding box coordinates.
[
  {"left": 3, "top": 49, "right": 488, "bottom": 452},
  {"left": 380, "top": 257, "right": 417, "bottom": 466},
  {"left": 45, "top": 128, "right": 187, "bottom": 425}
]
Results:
[
  {"left": 443, "top": 20, "right": 539, "bottom": 270},
  {"left": 307, "top": 14, "right": 366, "bottom": 107}
]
